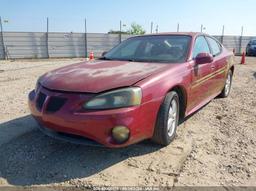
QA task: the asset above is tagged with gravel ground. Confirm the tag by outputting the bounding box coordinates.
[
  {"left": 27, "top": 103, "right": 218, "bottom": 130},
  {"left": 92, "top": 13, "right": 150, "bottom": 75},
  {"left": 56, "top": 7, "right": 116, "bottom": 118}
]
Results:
[{"left": 0, "top": 57, "right": 255, "bottom": 188}]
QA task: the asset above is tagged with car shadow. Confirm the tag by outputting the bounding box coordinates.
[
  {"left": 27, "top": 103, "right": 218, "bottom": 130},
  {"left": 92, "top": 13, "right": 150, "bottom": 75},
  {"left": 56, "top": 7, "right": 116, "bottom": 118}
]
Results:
[{"left": 0, "top": 115, "right": 161, "bottom": 186}]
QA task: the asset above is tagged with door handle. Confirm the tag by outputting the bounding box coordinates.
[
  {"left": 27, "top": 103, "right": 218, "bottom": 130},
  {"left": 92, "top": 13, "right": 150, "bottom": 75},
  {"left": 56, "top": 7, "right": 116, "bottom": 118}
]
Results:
[{"left": 211, "top": 65, "right": 215, "bottom": 69}]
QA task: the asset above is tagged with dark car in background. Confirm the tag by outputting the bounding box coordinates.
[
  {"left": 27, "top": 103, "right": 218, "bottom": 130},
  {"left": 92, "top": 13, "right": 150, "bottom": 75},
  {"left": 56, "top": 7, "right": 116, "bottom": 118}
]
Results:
[{"left": 246, "top": 39, "right": 256, "bottom": 56}]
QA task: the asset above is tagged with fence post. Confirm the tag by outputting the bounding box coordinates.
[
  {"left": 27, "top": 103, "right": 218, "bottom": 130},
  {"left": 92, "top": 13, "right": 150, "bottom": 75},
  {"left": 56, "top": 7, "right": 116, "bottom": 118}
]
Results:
[
  {"left": 239, "top": 26, "right": 244, "bottom": 55},
  {"left": 0, "top": 17, "right": 6, "bottom": 60},
  {"left": 46, "top": 17, "right": 49, "bottom": 58},
  {"left": 150, "top": 22, "right": 153, "bottom": 34},
  {"left": 221, "top": 25, "right": 225, "bottom": 43},
  {"left": 119, "top": 20, "right": 122, "bottom": 43},
  {"left": 84, "top": 18, "right": 88, "bottom": 58}
]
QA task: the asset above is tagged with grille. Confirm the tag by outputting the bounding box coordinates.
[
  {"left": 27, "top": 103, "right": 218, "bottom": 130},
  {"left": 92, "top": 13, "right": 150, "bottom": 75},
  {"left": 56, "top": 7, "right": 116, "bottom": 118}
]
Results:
[
  {"left": 46, "top": 96, "right": 67, "bottom": 113},
  {"left": 36, "top": 92, "right": 47, "bottom": 111}
]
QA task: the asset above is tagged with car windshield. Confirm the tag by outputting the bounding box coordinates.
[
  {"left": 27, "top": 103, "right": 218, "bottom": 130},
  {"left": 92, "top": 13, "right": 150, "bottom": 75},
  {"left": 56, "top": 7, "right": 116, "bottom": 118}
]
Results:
[
  {"left": 251, "top": 40, "right": 256, "bottom": 45},
  {"left": 103, "top": 35, "right": 191, "bottom": 63}
]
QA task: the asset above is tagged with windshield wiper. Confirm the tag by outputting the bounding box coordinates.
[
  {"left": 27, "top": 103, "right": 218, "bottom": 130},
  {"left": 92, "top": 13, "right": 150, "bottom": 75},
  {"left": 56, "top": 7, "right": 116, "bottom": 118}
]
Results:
[
  {"left": 99, "top": 56, "right": 113, "bottom": 60},
  {"left": 99, "top": 57, "right": 138, "bottom": 62},
  {"left": 99, "top": 57, "right": 153, "bottom": 62}
]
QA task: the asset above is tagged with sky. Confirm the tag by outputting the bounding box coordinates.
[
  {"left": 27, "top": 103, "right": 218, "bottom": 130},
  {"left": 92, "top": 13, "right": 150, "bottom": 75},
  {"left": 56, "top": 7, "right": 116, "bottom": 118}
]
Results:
[{"left": 0, "top": 0, "right": 255, "bottom": 36}]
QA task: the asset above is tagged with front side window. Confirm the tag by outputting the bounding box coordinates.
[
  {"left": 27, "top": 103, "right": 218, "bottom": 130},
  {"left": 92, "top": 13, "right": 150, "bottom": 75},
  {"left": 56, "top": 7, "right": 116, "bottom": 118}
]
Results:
[
  {"left": 206, "top": 37, "right": 222, "bottom": 56},
  {"left": 192, "top": 36, "right": 211, "bottom": 58},
  {"left": 103, "top": 35, "right": 192, "bottom": 63}
]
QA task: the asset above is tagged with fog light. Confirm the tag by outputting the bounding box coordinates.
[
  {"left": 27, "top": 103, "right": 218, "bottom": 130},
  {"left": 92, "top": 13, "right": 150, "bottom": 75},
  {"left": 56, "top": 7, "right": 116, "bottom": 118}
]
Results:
[{"left": 112, "top": 126, "right": 130, "bottom": 144}]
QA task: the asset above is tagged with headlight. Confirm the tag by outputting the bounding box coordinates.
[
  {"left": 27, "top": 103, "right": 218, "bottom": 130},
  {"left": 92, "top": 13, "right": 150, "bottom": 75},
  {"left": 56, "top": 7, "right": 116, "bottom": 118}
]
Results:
[{"left": 83, "top": 87, "right": 142, "bottom": 110}]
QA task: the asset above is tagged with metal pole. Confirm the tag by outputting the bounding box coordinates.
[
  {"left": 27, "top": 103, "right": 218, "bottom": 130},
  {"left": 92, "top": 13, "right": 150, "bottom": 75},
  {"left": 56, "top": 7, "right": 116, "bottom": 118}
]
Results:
[
  {"left": 0, "top": 16, "right": 6, "bottom": 60},
  {"left": 119, "top": 20, "right": 122, "bottom": 43},
  {"left": 84, "top": 18, "right": 88, "bottom": 58},
  {"left": 46, "top": 17, "right": 49, "bottom": 58},
  {"left": 177, "top": 23, "right": 180, "bottom": 32},
  {"left": 221, "top": 25, "right": 225, "bottom": 43},
  {"left": 200, "top": 24, "right": 203, "bottom": 32},
  {"left": 150, "top": 22, "right": 153, "bottom": 34},
  {"left": 241, "top": 26, "right": 244, "bottom": 36},
  {"left": 239, "top": 26, "right": 244, "bottom": 54}
]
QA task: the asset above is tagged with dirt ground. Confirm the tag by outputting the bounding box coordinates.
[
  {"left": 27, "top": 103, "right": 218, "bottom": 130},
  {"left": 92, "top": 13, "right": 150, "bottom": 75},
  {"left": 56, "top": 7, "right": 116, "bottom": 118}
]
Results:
[{"left": 0, "top": 56, "right": 255, "bottom": 188}]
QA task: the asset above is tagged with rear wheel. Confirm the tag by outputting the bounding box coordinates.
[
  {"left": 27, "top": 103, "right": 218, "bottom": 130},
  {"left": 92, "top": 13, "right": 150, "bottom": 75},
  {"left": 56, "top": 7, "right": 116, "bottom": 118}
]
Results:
[
  {"left": 219, "top": 70, "right": 233, "bottom": 98},
  {"left": 152, "top": 91, "right": 179, "bottom": 146}
]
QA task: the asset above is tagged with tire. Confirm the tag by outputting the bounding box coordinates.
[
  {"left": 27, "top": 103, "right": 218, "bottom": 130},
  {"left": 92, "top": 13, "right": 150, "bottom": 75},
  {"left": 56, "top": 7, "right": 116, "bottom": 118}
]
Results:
[
  {"left": 219, "top": 70, "right": 233, "bottom": 98},
  {"left": 152, "top": 91, "right": 179, "bottom": 146}
]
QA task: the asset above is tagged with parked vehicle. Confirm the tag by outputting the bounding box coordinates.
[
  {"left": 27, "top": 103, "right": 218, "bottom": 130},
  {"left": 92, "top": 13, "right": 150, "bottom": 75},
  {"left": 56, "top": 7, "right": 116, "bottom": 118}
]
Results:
[
  {"left": 246, "top": 39, "right": 256, "bottom": 56},
  {"left": 28, "top": 32, "right": 234, "bottom": 148}
]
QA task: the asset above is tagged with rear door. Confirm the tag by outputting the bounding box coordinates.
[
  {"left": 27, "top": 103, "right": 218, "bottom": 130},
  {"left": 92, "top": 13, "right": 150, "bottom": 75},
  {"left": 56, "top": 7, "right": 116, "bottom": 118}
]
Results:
[
  {"left": 205, "top": 36, "right": 227, "bottom": 94},
  {"left": 187, "top": 36, "right": 215, "bottom": 112}
]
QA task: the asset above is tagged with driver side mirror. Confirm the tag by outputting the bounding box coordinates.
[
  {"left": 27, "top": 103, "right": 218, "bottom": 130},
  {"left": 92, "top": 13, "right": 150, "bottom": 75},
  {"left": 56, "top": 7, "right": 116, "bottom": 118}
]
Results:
[{"left": 195, "top": 53, "right": 213, "bottom": 64}]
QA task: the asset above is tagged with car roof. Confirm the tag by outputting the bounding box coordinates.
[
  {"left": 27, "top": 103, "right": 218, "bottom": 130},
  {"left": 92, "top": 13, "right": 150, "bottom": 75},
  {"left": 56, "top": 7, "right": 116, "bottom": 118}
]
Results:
[{"left": 136, "top": 32, "right": 203, "bottom": 37}]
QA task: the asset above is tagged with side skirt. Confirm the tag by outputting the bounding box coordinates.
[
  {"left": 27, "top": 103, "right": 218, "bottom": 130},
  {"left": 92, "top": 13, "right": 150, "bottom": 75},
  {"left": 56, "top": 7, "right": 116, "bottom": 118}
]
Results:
[{"left": 185, "top": 91, "right": 221, "bottom": 117}]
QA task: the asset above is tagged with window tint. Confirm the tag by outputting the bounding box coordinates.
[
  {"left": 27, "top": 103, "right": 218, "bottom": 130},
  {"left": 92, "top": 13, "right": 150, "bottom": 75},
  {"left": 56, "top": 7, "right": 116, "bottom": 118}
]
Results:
[
  {"left": 192, "top": 36, "right": 210, "bottom": 58},
  {"left": 206, "top": 37, "right": 221, "bottom": 56}
]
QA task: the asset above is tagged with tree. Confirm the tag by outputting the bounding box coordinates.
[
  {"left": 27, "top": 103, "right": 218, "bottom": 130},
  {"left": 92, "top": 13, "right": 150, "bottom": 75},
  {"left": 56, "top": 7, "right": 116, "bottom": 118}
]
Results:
[
  {"left": 108, "top": 30, "right": 129, "bottom": 34},
  {"left": 128, "top": 23, "right": 146, "bottom": 35},
  {"left": 108, "top": 23, "right": 146, "bottom": 35}
]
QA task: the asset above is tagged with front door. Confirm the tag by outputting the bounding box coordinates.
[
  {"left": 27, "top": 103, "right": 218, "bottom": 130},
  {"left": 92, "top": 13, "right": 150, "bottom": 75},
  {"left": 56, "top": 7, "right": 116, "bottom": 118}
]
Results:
[{"left": 187, "top": 36, "right": 215, "bottom": 113}]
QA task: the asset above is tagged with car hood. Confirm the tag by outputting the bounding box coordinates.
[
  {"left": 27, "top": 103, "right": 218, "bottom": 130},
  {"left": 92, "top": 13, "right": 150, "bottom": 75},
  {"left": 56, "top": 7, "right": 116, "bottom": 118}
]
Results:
[{"left": 40, "top": 60, "right": 175, "bottom": 93}]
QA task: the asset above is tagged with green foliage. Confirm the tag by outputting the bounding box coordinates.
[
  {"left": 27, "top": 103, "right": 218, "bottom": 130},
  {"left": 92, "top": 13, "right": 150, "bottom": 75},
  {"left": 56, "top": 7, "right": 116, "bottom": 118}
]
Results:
[
  {"left": 108, "top": 30, "right": 130, "bottom": 34},
  {"left": 108, "top": 23, "right": 146, "bottom": 35},
  {"left": 128, "top": 23, "right": 146, "bottom": 35}
]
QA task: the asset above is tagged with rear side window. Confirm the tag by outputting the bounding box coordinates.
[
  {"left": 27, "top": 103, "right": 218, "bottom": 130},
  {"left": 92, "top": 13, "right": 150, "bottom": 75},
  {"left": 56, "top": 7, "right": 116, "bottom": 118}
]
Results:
[
  {"left": 192, "top": 36, "right": 210, "bottom": 58},
  {"left": 206, "top": 37, "right": 222, "bottom": 56}
]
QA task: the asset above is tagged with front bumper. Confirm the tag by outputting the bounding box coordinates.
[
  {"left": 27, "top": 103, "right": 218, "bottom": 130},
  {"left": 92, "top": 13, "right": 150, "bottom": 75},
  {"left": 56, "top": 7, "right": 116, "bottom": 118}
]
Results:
[
  {"left": 28, "top": 86, "right": 152, "bottom": 148},
  {"left": 37, "top": 121, "right": 102, "bottom": 147}
]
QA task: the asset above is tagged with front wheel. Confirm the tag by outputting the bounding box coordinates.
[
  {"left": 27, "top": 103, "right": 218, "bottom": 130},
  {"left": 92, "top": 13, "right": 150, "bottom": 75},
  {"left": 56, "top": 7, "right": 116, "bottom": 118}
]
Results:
[
  {"left": 152, "top": 91, "right": 179, "bottom": 146},
  {"left": 219, "top": 70, "right": 233, "bottom": 98}
]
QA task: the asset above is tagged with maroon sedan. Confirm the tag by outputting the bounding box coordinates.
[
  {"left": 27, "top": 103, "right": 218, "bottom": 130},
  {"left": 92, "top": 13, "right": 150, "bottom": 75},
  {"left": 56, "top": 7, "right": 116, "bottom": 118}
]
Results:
[{"left": 28, "top": 32, "right": 234, "bottom": 148}]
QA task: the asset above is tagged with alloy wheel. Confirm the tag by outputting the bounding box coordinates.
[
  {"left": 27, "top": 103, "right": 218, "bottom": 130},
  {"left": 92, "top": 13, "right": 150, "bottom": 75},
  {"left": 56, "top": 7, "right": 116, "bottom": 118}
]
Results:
[{"left": 167, "top": 99, "right": 178, "bottom": 137}]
